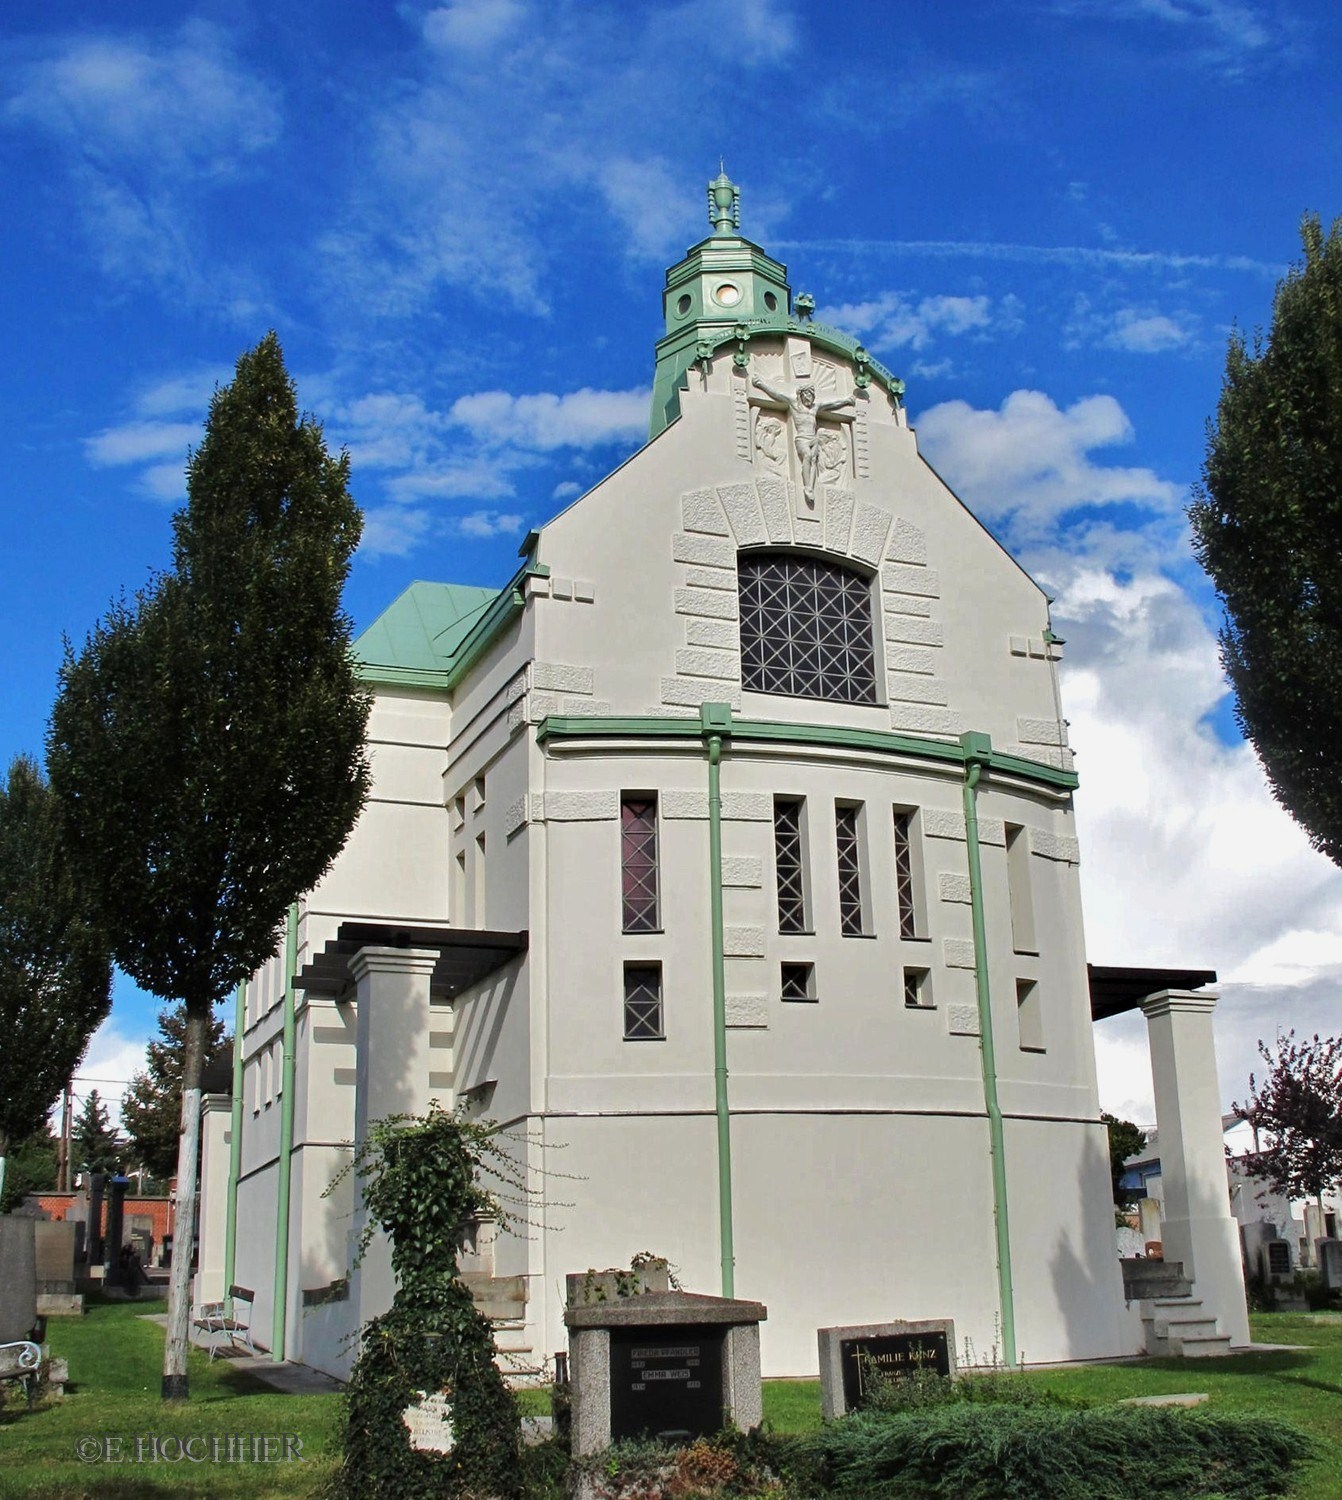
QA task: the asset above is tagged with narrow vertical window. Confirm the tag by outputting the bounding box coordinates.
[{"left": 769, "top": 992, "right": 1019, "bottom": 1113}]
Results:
[
  {"left": 903, "top": 967, "right": 932, "bottom": 1009},
  {"left": 774, "top": 798, "right": 807, "bottom": 933},
  {"left": 1017, "top": 978, "right": 1044, "bottom": 1052},
  {"left": 835, "top": 803, "right": 866, "bottom": 936},
  {"left": 893, "top": 810, "right": 918, "bottom": 939},
  {"left": 623, "top": 963, "right": 664, "bottom": 1039},
  {"left": 621, "top": 796, "right": 659, "bottom": 932},
  {"left": 454, "top": 849, "right": 468, "bottom": 925},
  {"left": 474, "top": 832, "right": 487, "bottom": 926},
  {"left": 1006, "top": 824, "right": 1036, "bottom": 953}
]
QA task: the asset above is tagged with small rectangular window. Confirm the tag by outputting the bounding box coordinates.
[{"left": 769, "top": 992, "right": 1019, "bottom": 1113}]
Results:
[
  {"left": 474, "top": 832, "right": 487, "bottom": 926},
  {"left": 774, "top": 798, "right": 808, "bottom": 933},
  {"left": 835, "top": 803, "right": 867, "bottom": 937},
  {"left": 1006, "top": 824, "right": 1037, "bottom": 954},
  {"left": 623, "top": 963, "right": 664, "bottom": 1040},
  {"left": 781, "top": 961, "right": 816, "bottom": 1003},
  {"left": 1017, "top": 978, "right": 1044, "bottom": 1052},
  {"left": 893, "top": 810, "right": 920, "bottom": 939},
  {"left": 621, "top": 796, "right": 660, "bottom": 932},
  {"left": 903, "top": 967, "right": 932, "bottom": 1009},
  {"left": 454, "top": 849, "right": 468, "bottom": 925},
  {"left": 473, "top": 775, "right": 487, "bottom": 810}
]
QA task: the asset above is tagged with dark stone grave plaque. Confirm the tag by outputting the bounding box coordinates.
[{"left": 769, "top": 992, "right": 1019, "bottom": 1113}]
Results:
[
  {"left": 1266, "top": 1241, "right": 1291, "bottom": 1277},
  {"left": 840, "top": 1328, "right": 950, "bottom": 1411},
  {"left": 609, "top": 1323, "right": 725, "bottom": 1442}
]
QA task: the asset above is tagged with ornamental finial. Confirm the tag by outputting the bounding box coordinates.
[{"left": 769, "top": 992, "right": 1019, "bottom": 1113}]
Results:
[{"left": 707, "top": 169, "right": 740, "bottom": 236}]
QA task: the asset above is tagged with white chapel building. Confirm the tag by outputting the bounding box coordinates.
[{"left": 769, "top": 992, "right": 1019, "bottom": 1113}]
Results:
[{"left": 197, "top": 175, "right": 1248, "bottom": 1379}]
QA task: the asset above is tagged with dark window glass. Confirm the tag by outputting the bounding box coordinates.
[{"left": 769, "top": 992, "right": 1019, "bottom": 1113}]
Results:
[
  {"left": 781, "top": 962, "right": 815, "bottom": 1003},
  {"left": 835, "top": 805, "right": 864, "bottom": 936},
  {"left": 623, "top": 964, "right": 663, "bottom": 1039},
  {"left": 893, "top": 811, "right": 917, "bottom": 939},
  {"left": 774, "top": 799, "right": 807, "bottom": 933},
  {"left": 621, "top": 797, "right": 659, "bottom": 932},
  {"left": 738, "top": 554, "right": 877, "bottom": 703},
  {"left": 904, "top": 968, "right": 930, "bottom": 1008}
]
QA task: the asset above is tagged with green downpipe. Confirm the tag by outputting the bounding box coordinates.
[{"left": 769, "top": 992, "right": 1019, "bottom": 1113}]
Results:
[
  {"left": 222, "top": 980, "right": 246, "bottom": 1310},
  {"left": 271, "top": 904, "right": 298, "bottom": 1361},
  {"left": 960, "top": 732, "right": 1017, "bottom": 1368},
  {"left": 701, "top": 703, "right": 735, "bottom": 1298}
]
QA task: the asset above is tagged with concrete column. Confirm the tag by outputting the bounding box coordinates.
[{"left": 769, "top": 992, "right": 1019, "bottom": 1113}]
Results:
[
  {"left": 193, "top": 1094, "right": 232, "bottom": 1310},
  {"left": 1142, "top": 990, "right": 1250, "bottom": 1347},
  {"left": 350, "top": 947, "right": 441, "bottom": 1331}
]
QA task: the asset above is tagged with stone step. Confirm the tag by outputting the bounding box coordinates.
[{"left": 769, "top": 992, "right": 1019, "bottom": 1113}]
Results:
[
  {"left": 1152, "top": 1315, "right": 1220, "bottom": 1342},
  {"left": 1171, "top": 1333, "right": 1233, "bottom": 1358}
]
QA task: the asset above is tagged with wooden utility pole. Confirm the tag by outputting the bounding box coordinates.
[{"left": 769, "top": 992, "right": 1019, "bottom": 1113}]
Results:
[{"left": 57, "top": 1083, "right": 73, "bottom": 1192}]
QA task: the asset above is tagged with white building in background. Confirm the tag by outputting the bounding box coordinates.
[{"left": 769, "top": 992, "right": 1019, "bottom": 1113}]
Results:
[{"left": 197, "top": 175, "right": 1248, "bottom": 1378}]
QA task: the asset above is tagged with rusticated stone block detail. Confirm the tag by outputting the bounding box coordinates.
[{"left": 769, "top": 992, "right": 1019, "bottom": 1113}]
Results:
[
  {"left": 1006, "top": 744, "right": 1076, "bottom": 772},
  {"left": 884, "top": 644, "right": 935, "bottom": 675},
  {"left": 724, "top": 926, "right": 766, "bottom": 958},
  {"left": 686, "top": 618, "right": 740, "bottom": 649},
  {"left": 888, "top": 703, "right": 962, "bottom": 735},
  {"left": 947, "top": 1004, "right": 981, "bottom": 1036},
  {"left": 886, "top": 517, "right": 927, "bottom": 565},
  {"left": 684, "top": 566, "right": 735, "bottom": 591},
  {"left": 504, "top": 796, "right": 528, "bottom": 837},
  {"left": 1017, "top": 716, "right": 1068, "bottom": 747},
  {"left": 674, "top": 588, "right": 738, "bottom": 619},
  {"left": 938, "top": 873, "right": 972, "bottom": 904},
  {"left": 663, "top": 790, "right": 708, "bottom": 819},
  {"left": 793, "top": 516, "right": 823, "bottom": 549},
  {"left": 544, "top": 791, "right": 619, "bottom": 822},
  {"left": 882, "top": 593, "right": 934, "bottom": 618},
  {"left": 574, "top": 580, "right": 595, "bottom": 603},
  {"left": 882, "top": 563, "right": 940, "bottom": 597},
  {"left": 682, "top": 488, "right": 730, "bottom": 535},
  {"left": 722, "top": 856, "right": 763, "bottom": 887},
  {"left": 977, "top": 817, "right": 1006, "bottom": 847},
  {"left": 884, "top": 615, "right": 944, "bottom": 646},
  {"left": 850, "top": 502, "right": 894, "bottom": 565},
  {"left": 1029, "top": 829, "right": 1081, "bottom": 864},
  {"left": 661, "top": 677, "right": 742, "bottom": 709},
  {"left": 721, "top": 791, "right": 772, "bottom": 821},
  {"left": 755, "top": 477, "right": 793, "bottom": 543},
  {"left": 504, "top": 668, "right": 529, "bottom": 705},
  {"left": 726, "top": 993, "right": 768, "bottom": 1028},
  {"left": 923, "top": 808, "right": 966, "bottom": 841},
  {"left": 674, "top": 648, "right": 739, "bottom": 681},
  {"left": 824, "top": 490, "right": 855, "bottom": 554},
  {"left": 527, "top": 693, "right": 560, "bottom": 723},
  {"left": 718, "top": 483, "right": 767, "bottom": 545},
  {"left": 944, "top": 938, "right": 977, "bottom": 970},
  {"left": 673, "top": 532, "right": 736, "bottom": 568},
  {"left": 532, "top": 662, "right": 595, "bottom": 694},
  {"left": 886, "top": 673, "right": 949, "bottom": 706},
  {"left": 561, "top": 698, "right": 611, "bottom": 715},
  {"left": 506, "top": 700, "right": 526, "bottom": 733}
]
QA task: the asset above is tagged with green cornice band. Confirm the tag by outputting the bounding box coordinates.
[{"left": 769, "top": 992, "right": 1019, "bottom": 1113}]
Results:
[{"left": 536, "top": 715, "right": 1078, "bottom": 792}]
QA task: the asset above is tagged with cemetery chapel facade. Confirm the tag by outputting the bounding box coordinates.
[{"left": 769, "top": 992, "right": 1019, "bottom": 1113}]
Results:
[{"left": 201, "top": 177, "right": 1240, "bottom": 1378}]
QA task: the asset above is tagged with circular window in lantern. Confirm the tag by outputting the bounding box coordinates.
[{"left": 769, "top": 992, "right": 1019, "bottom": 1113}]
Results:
[
  {"left": 764, "top": 291, "right": 778, "bottom": 311},
  {"left": 714, "top": 282, "right": 741, "bottom": 307},
  {"left": 677, "top": 294, "right": 692, "bottom": 315}
]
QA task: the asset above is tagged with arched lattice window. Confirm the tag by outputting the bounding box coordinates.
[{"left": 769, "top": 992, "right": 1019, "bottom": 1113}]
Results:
[{"left": 738, "top": 553, "right": 877, "bottom": 703}]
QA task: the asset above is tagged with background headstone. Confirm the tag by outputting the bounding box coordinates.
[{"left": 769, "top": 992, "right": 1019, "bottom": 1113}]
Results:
[
  {"left": 1317, "top": 1239, "right": 1342, "bottom": 1294},
  {"left": 0, "top": 1217, "right": 38, "bottom": 1342},
  {"left": 818, "top": 1320, "right": 956, "bottom": 1421}
]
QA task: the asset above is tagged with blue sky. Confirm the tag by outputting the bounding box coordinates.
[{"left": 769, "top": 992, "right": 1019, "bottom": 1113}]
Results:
[{"left": 3, "top": 0, "right": 1340, "bottom": 1126}]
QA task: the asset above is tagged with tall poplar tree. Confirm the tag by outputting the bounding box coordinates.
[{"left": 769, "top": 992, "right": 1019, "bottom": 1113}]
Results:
[
  {"left": 0, "top": 754, "right": 111, "bottom": 1204},
  {"left": 1189, "top": 215, "right": 1342, "bottom": 863},
  {"left": 48, "top": 333, "right": 371, "bottom": 1399}
]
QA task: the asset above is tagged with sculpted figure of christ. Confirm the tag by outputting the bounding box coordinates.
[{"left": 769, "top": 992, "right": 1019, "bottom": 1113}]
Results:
[{"left": 751, "top": 375, "right": 854, "bottom": 503}]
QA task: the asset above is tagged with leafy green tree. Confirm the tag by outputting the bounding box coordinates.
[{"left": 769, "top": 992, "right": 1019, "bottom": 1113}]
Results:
[
  {"left": 1189, "top": 215, "right": 1342, "bottom": 863},
  {"left": 122, "top": 1004, "right": 230, "bottom": 1180},
  {"left": 1102, "top": 1112, "right": 1147, "bottom": 1206},
  {"left": 0, "top": 1123, "right": 60, "bottom": 1213},
  {"left": 1234, "top": 1031, "right": 1342, "bottom": 1217},
  {"left": 73, "top": 1089, "right": 125, "bottom": 1175},
  {"left": 48, "top": 332, "right": 370, "bottom": 1399},
  {"left": 0, "top": 754, "right": 112, "bottom": 1204}
]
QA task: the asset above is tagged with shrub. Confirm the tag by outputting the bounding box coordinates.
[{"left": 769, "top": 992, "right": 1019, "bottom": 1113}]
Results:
[
  {"left": 794, "top": 1404, "right": 1312, "bottom": 1500},
  {"left": 858, "top": 1364, "right": 1089, "bottom": 1414}
]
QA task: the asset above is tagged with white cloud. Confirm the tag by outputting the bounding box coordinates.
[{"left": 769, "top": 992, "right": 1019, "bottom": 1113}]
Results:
[
  {"left": 84, "top": 420, "right": 197, "bottom": 468},
  {"left": 448, "top": 386, "right": 649, "bottom": 450},
  {"left": 827, "top": 290, "right": 997, "bottom": 352},
  {"left": 1108, "top": 310, "right": 1193, "bottom": 353},
  {"left": 552, "top": 480, "right": 584, "bottom": 501},
  {"left": 360, "top": 505, "right": 438, "bottom": 558},
  {"left": 72, "top": 1016, "right": 151, "bottom": 1131},
  {"left": 915, "top": 389, "right": 1183, "bottom": 534},
  {"left": 459, "top": 510, "right": 525, "bottom": 538},
  {"left": 131, "top": 368, "right": 230, "bottom": 418},
  {"left": 423, "top": 0, "right": 527, "bottom": 51}
]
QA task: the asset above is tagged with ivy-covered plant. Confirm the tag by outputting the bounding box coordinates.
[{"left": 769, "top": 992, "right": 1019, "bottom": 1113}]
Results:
[{"left": 329, "top": 1103, "right": 524, "bottom": 1499}]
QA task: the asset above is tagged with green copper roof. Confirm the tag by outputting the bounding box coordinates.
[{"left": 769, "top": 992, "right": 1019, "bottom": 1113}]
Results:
[
  {"left": 353, "top": 581, "right": 500, "bottom": 680},
  {"left": 649, "top": 171, "right": 905, "bottom": 438}
]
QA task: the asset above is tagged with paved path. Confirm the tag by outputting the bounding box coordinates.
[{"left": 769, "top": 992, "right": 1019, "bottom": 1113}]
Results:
[{"left": 138, "top": 1316, "right": 343, "bottom": 1393}]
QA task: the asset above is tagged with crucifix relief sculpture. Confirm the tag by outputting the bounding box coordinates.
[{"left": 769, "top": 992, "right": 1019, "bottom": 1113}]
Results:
[{"left": 750, "top": 374, "right": 855, "bottom": 505}]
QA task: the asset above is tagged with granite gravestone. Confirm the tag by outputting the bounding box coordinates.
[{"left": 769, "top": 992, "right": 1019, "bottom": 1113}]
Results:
[
  {"left": 565, "top": 1290, "right": 765, "bottom": 1458},
  {"left": 0, "top": 1217, "right": 38, "bottom": 1343},
  {"left": 1318, "top": 1239, "right": 1342, "bottom": 1295},
  {"left": 818, "top": 1319, "right": 956, "bottom": 1421}
]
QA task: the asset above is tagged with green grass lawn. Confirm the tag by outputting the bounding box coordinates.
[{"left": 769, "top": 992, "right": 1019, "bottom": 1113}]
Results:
[
  {"left": 0, "top": 1299, "right": 342, "bottom": 1498},
  {"left": 3, "top": 1305, "right": 1338, "bottom": 1498}
]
